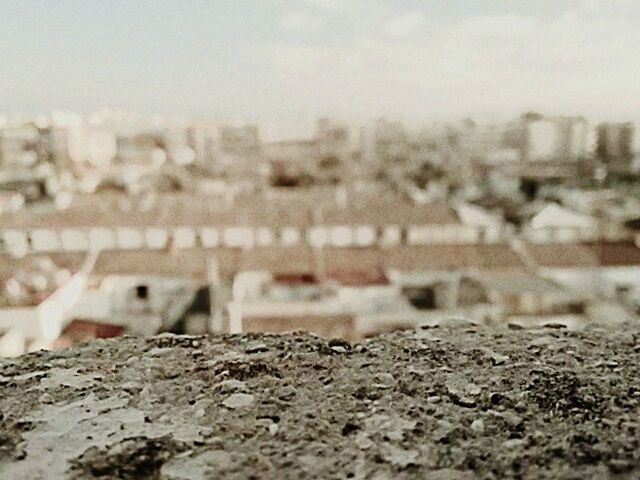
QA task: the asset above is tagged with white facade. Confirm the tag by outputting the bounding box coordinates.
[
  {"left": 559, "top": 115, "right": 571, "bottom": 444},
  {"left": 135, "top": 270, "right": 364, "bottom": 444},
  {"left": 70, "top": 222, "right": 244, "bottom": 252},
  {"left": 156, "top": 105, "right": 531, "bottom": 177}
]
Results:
[
  {"left": 307, "top": 226, "right": 330, "bottom": 248},
  {"left": 31, "top": 229, "right": 61, "bottom": 252},
  {"left": 330, "top": 225, "right": 353, "bottom": 247},
  {"left": 116, "top": 227, "right": 145, "bottom": 249},
  {"left": 173, "top": 227, "right": 197, "bottom": 249},
  {"left": 88, "top": 227, "right": 117, "bottom": 250},
  {"left": 525, "top": 204, "right": 600, "bottom": 243},
  {"left": 146, "top": 228, "right": 169, "bottom": 249},
  {"left": 280, "top": 227, "right": 301, "bottom": 246},
  {"left": 223, "top": 227, "right": 254, "bottom": 248},
  {"left": 407, "top": 225, "right": 477, "bottom": 244},
  {"left": 354, "top": 225, "right": 376, "bottom": 246},
  {"left": 200, "top": 227, "right": 219, "bottom": 248},
  {"left": 74, "top": 274, "right": 199, "bottom": 335},
  {"left": 528, "top": 120, "right": 557, "bottom": 161},
  {"left": 380, "top": 225, "right": 401, "bottom": 246},
  {"left": 0, "top": 269, "right": 88, "bottom": 356},
  {"left": 255, "top": 227, "right": 275, "bottom": 247},
  {"left": 60, "top": 229, "right": 90, "bottom": 251}
]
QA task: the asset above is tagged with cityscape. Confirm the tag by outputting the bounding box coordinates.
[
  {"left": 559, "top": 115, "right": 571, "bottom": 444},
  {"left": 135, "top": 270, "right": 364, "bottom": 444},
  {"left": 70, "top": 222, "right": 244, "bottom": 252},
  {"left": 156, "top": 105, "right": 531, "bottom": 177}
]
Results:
[
  {"left": 2, "top": 1, "right": 640, "bottom": 478},
  {"left": 0, "top": 109, "right": 639, "bottom": 356}
]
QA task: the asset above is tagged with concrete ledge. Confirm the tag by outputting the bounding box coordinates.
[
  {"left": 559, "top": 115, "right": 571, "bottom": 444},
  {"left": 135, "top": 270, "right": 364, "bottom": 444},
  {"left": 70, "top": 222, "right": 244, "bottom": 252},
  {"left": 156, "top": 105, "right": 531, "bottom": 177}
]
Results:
[{"left": 1, "top": 325, "right": 639, "bottom": 479}]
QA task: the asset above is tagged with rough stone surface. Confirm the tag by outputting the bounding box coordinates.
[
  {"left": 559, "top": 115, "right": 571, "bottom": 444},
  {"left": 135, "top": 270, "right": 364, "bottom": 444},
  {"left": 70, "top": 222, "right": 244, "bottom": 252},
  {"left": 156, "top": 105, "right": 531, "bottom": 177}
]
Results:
[{"left": 0, "top": 326, "right": 639, "bottom": 479}]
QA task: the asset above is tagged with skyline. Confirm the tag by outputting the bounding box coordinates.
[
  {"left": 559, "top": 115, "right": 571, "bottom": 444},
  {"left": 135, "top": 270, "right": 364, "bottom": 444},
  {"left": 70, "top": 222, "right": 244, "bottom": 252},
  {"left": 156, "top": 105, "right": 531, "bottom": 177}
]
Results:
[{"left": 2, "top": 0, "right": 640, "bottom": 124}]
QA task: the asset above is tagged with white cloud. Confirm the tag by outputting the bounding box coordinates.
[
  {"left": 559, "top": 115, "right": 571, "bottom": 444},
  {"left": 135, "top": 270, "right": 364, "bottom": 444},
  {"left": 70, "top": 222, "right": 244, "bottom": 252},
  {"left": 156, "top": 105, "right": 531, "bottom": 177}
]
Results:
[
  {"left": 259, "top": 0, "right": 640, "bottom": 122},
  {"left": 281, "top": 12, "right": 323, "bottom": 32},
  {"left": 383, "top": 12, "right": 426, "bottom": 38},
  {"left": 579, "top": 0, "right": 640, "bottom": 16},
  {"left": 449, "top": 14, "right": 537, "bottom": 41},
  {"left": 295, "top": 0, "right": 367, "bottom": 14}
]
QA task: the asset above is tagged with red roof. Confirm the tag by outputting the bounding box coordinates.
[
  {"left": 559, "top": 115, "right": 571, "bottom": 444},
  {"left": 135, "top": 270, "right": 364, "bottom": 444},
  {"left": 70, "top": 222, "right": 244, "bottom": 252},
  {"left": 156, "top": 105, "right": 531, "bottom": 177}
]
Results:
[
  {"left": 62, "top": 319, "right": 124, "bottom": 338},
  {"left": 385, "top": 244, "right": 525, "bottom": 272},
  {"left": 326, "top": 268, "right": 388, "bottom": 286},
  {"left": 88, "top": 244, "right": 526, "bottom": 281},
  {"left": 525, "top": 242, "right": 640, "bottom": 268}
]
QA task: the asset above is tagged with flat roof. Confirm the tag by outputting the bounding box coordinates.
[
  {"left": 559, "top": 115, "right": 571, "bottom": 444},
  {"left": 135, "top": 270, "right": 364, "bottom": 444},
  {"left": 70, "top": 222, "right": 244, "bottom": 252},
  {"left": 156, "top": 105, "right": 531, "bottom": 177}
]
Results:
[
  {"left": 0, "top": 191, "right": 462, "bottom": 229},
  {"left": 87, "top": 243, "right": 525, "bottom": 281}
]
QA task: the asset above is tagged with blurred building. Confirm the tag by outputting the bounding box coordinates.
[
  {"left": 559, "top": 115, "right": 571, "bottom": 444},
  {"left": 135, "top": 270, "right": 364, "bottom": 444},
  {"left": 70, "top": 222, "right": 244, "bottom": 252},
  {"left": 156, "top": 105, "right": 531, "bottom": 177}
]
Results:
[
  {"left": 523, "top": 115, "right": 589, "bottom": 162},
  {"left": 228, "top": 268, "right": 412, "bottom": 341},
  {"left": 219, "top": 124, "right": 260, "bottom": 156},
  {"left": 596, "top": 122, "right": 635, "bottom": 175},
  {"left": 263, "top": 119, "right": 352, "bottom": 185},
  {"left": 0, "top": 253, "right": 92, "bottom": 357},
  {"left": 0, "top": 125, "right": 39, "bottom": 169},
  {"left": 371, "top": 118, "right": 408, "bottom": 164}
]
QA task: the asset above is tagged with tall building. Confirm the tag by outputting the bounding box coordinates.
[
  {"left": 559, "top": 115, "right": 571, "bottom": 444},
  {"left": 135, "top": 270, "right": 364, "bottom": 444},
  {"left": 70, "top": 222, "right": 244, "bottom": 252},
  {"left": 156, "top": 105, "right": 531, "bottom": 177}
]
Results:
[
  {"left": 84, "top": 129, "right": 118, "bottom": 167},
  {"left": 0, "top": 125, "right": 39, "bottom": 169},
  {"left": 523, "top": 115, "right": 588, "bottom": 162},
  {"left": 219, "top": 125, "right": 260, "bottom": 156},
  {"left": 316, "top": 118, "right": 350, "bottom": 160},
  {"left": 597, "top": 122, "right": 636, "bottom": 175},
  {"left": 596, "top": 122, "right": 635, "bottom": 161}
]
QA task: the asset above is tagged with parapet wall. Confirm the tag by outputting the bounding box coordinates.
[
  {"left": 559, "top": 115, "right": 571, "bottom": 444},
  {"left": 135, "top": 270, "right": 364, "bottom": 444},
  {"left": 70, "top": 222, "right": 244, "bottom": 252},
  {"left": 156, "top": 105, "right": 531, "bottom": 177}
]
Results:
[{"left": 1, "top": 325, "right": 639, "bottom": 479}]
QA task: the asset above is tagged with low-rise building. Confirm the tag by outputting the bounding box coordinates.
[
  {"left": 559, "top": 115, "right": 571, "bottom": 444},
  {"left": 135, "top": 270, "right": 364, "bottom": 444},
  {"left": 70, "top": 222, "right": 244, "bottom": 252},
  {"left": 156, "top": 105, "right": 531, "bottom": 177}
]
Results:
[
  {"left": 522, "top": 203, "right": 629, "bottom": 243},
  {"left": 597, "top": 122, "right": 635, "bottom": 175},
  {"left": 228, "top": 267, "right": 414, "bottom": 340},
  {"left": 69, "top": 249, "right": 215, "bottom": 337},
  {"left": 0, "top": 252, "right": 92, "bottom": 356}
]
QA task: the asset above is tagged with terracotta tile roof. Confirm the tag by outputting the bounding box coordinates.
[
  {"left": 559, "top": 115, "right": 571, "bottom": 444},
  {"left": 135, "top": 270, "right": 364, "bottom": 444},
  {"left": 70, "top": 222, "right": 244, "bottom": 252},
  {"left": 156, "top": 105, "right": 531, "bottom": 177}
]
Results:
[
  {"left": 62, "top": 319, "right": 125, "bottom": 338},
  {"left": 91, "top": 249, "right": 211, "bottom": 279},
  {"left": 319, "top": 201, "right": 459, "bottom": 226},
  {"left": 0, "top": 192, "right": 460, "bottom": 229},
  {"left": 526, "top": 243, "right": 595, "bottom": 268},
  {"left": 585, "top": 242, "right": 640, "bottom": 267},
  {"left": 87, "top": 244, "right": 526, "bottom": 281},
  {"left": 525, "top": 241, "right": 640, "bottom": 268},
  {"left": 233, "top": 247, "right": 315, "bottom": 275},
  {"left": 384, "top": 244, "right": 525, "bottom": 272}
]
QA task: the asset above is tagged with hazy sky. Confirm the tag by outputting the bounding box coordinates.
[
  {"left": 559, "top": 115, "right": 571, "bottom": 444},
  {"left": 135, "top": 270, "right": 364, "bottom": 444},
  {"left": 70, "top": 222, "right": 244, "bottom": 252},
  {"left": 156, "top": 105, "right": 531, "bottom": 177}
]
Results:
[{"left": 1, "top": 0, "right": 639, "bottom": 124}]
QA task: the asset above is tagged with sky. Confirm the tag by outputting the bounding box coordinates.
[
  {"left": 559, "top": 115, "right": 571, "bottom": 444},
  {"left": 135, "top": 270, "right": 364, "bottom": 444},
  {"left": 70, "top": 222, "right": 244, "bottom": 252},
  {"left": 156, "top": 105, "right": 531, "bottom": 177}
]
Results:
[{"left": 1, "top": 0, "right": 639, "bottom": 126}]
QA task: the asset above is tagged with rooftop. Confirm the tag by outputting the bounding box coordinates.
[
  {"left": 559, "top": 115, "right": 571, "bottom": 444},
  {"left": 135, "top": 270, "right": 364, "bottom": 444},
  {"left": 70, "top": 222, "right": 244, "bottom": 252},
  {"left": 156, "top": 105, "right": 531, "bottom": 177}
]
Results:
[
  {"left": 527, "top": 241, "right": 640, "bottom": 268},
  {"left": 0, "top": 191, "right": 462, "bottom": 229},
  {"left": 0, "top": 254, "right": 82, "bottom": 307}
]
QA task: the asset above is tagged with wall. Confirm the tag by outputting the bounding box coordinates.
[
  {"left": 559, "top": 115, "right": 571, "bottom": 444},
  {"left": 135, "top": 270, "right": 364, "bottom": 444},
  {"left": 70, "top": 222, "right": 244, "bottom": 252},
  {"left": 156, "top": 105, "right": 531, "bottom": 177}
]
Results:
[
  {"left": 37, "top": 270, "right": 89, "bottom": 340},
  {"left": 0, "top": 308, "right": 39, "bottom": 338},
  {"left": 0, "top": 328, "right": 26, "bottom": 357},
  {"left": 2, "top": 222, "right": 505, "bottom": 255},
  {"left": 241, "top": 313, "right": 357, "bottom": 341}
]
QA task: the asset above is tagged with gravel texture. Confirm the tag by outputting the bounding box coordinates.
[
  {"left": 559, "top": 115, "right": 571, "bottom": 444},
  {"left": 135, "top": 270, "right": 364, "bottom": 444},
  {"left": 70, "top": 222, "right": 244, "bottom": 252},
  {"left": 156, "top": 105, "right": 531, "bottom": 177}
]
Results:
[{"left": 1, "top": 324, "right": 640, "bottom": 479}]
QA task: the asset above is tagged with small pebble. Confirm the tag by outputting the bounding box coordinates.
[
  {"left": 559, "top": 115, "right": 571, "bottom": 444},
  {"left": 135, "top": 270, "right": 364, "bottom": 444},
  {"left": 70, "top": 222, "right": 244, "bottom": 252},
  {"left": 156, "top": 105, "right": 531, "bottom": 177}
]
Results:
[
  {"left": 471, "top": 419, "right": 485, "bottom": 433},
  {"left": 222, "top": 393, "right": 255, "bottom": 409},
  {"left": 246, "top": 342, "right": 269, "bottom": 354}
]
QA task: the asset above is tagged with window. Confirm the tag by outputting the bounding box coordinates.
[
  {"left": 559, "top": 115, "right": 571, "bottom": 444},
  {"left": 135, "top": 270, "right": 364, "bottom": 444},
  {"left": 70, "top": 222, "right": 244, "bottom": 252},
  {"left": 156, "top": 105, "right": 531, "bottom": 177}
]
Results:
[
  {"left": 403, "top": 287, "right": 436, "bottom": 310},
  {"left": 136, "top": 285, "right": 149, "bottom": 300}
]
